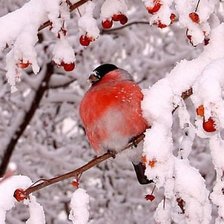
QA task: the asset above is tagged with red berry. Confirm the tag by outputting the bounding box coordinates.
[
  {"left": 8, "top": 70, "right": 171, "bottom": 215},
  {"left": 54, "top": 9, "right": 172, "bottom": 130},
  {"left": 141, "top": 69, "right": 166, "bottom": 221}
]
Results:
[
  {"left": 102, "top": 19, "right": 113, "bottom": 29},
  {"left": 112, "top": 14, "right": 122, "bottom": 21},
  {"left": 170, "top": 13, "right": 176, "bottom": 23},
  {"left": 61, "top": 62, "right": 75, "bottom": 71},
  {"left": 119, "top": 14, "right": 128, "bottom": 25},
  {"left": 203, "top": 117, "right": 216, "bottom": 132},
  {"left": 112, "top": 14, "right": 128, "bottom": 25},
  {"left": 14, "top": 188, "right": 27, "bottom": 202},
  {"left": 156, "top": 20, "right": 167, "bottom": 29},
  {"left": 196, "top": 105, "right": 204, "bottom": 117},
  {"left": 147, "top": 2, "right": 162, "bottom": 14},
  {"left": 189, "top": 12, "right": 200, "bottom": 23},
  {"left": 80, "top": 35, "right": 91, "bottom": 46},
  {"left": 71, "top": 180, "right": 79, "bottom": 188},
  {"left": 17, "top": 60, "right": 30, "bottom": 69},
  {"left": 145, "top": 194, "right": 155, "bottom": 201}
]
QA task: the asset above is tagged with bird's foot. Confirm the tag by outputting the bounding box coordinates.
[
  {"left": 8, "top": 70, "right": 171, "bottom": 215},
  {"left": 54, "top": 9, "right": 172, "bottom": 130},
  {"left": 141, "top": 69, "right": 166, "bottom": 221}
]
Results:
[
  {"left": 129, "top": 136, "right": 139, "bottom": 148},
  {"left": 107, "top": 149, "right": 117, "bottom": 159}
]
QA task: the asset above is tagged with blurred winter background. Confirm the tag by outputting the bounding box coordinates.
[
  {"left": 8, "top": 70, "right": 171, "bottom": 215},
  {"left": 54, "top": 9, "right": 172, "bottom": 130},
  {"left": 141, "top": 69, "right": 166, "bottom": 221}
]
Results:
[{"left": 0, "top": 0, "right": 223, "bottom": 223}]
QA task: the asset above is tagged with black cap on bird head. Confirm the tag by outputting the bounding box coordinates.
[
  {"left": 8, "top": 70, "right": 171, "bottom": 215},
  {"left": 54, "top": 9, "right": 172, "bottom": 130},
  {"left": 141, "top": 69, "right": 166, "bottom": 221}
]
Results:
[{"left": 89, "top": 64, "right": 118, "bottom": 84}]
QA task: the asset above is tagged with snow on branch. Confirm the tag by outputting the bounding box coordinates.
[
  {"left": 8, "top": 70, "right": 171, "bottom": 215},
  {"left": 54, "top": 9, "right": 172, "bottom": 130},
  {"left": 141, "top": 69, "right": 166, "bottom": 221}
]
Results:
[
  {"left": 69, "top": 188, "right": 90, "bottom": 224},
  {"left": 0, "top": 175, "right": 45, "bottom": 224},
  {"left": 1, "top": 136, "right": 145, "bottom": 224},
  {"left": 141, "top": 23, "right": 224, "bottom": 223},
  {"left": 0, "top": 0, "right": 219, "bottom": 91},
  {"left": 0, "top": 0, "right": 224, "bottom": 223},
  {"left": 0, "top": 0, "right": 83, "bottom": 91},
  {"left": 0, "top": 175, "right": 91, "bottom": 224}
]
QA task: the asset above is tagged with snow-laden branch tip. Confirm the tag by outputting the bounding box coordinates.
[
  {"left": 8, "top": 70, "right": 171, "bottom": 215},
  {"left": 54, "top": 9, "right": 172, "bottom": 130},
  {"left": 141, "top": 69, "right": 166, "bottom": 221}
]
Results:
[
  {"left": 0, "top": 175, "right": 45, "bottom": 224},
  {"left": 141, "top": 23, "right": 224, "bottom": 223}
]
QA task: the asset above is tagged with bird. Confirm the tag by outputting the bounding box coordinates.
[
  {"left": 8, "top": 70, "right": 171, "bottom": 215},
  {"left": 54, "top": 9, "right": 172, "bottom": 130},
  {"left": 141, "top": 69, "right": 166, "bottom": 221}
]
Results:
[{"left": 79, "top": 64, "right": 151, "bottom": 184}]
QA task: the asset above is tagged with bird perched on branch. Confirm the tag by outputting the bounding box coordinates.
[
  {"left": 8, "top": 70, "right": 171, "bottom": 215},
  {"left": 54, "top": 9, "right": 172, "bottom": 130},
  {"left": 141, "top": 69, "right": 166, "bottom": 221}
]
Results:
[{"left": 79, "top": 64, "right": 151, "bottom": 184}]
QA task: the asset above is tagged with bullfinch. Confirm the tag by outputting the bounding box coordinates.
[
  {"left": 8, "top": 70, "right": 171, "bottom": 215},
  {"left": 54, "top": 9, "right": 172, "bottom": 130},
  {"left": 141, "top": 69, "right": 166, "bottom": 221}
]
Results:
[{"left": 79, "top": 64, "right": 151, "bottom": 184}]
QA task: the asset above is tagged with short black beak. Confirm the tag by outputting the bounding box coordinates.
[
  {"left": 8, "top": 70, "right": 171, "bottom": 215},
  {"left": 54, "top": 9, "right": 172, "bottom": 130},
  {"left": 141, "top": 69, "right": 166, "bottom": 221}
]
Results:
[{"left": 89, "top": 74, "right": 100, "bottom": 83}]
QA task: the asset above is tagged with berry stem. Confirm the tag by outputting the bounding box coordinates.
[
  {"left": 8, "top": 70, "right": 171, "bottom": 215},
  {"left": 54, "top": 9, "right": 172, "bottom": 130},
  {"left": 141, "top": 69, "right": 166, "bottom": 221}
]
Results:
[
  {"left": 163, "top": 196, "right": 166, "bottom": 209},
  {"left": 195, "top": 0, "right": 201, "bottom": 12},
  {"left": 151, "top": 184, "right": 156, "bottom": 194},
  {"left": 77, "top": 7, "right": 82, "bottom": 17}
]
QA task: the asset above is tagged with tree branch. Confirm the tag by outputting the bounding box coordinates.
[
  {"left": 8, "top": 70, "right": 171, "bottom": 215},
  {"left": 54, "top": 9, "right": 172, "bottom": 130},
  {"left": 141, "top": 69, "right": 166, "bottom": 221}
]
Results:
[
  {"left": 23, "top": 134, "right": 145, "bottom": 197},
  {"left": 0, "top": 63, "right": 54, "bottom": 177},
  {"left": 16, "top": 88, "right": 194, "bottom": 199},
  {"left": 37, "top": 0, "right": 149, "bottom": 34},
  {"left": 38, "top": 0, "right": 90, "bottom": 32}
]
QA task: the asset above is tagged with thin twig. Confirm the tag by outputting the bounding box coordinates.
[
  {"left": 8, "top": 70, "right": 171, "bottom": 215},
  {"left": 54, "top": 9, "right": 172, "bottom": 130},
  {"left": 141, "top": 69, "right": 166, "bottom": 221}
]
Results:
[
  {"left": 102, "top": 21, "right": 149, "bottom": 34},
  {"left": 24, "top": 134, "right": 145, "bottom": 196},
  {"left": 195, "top": 0, "right": 201, "bottom": 12}
]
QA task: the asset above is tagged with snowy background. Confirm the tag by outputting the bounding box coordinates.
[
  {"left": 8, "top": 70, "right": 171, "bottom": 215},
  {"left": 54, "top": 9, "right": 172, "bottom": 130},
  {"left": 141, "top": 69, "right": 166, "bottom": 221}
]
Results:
[{"left": 0, "top": 0, "right": 223, "bottom": 223}]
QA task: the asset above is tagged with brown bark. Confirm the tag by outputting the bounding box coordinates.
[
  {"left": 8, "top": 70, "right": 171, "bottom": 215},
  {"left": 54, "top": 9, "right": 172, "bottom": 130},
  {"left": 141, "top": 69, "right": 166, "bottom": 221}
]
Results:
[{"left": 0, "top": 63, "right": 54, "bottom": 177}]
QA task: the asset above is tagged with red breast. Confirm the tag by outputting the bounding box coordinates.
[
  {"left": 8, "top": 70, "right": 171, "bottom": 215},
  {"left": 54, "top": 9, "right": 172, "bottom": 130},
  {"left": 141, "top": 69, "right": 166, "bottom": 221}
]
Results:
[{"left": 79, "top": 67, "right": 148, "bottom": 153}]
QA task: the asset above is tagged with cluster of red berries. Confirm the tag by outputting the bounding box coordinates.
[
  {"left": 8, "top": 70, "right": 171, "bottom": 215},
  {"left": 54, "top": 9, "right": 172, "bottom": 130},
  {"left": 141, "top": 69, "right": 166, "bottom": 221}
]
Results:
[
  {"left": 102, "top": 13, "right": 128, "bottom": 29},
  {"left": 51, "top": 24, "right": 76, "bottom": 71},
  {"left": 53, "top": 60, "right": 76, "bottom": 72},
  {"left": 60, "top": 61, "right": 75, "bottom": 71},
  {"left": 186, "top": 29, "right": 210, "bottom": 46},
  {"left": 17, "top": 58, "right": 75, "bottom": 72},
  {"left": 153, "top": 13, "right": 176, "bottom": 29},
  {"left": 196, "top": 105, "right": 216, "bottom": 132},
  {"left": 145, "top": 0, "right": 176, "bottom": 29},
  {"left": 186, "top": 12, "right": 210, "bottom": 46},
  {"left": 17, "top": 59, "right": 75, "bottom": 72}
]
